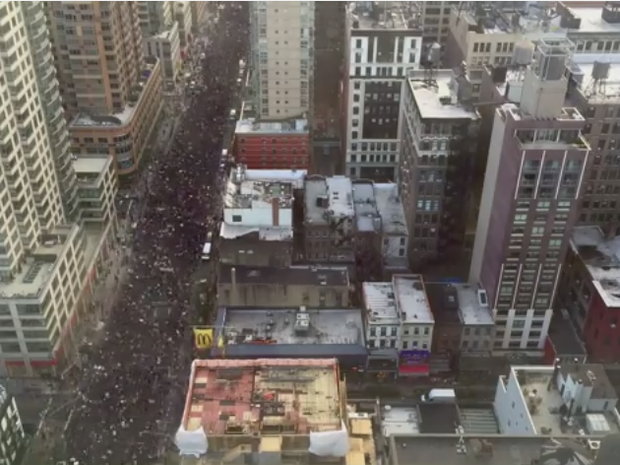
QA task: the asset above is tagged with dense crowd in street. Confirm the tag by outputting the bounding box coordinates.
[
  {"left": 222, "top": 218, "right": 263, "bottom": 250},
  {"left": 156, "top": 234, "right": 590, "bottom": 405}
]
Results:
[{"left": 64, "top": 3, "right": 247, "bottom": 464}]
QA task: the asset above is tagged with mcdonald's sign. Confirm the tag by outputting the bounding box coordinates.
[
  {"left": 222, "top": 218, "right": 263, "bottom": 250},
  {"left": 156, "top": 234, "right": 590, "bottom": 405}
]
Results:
[{"left": 194, "top": 328, "right": 214, "bottom": 349}]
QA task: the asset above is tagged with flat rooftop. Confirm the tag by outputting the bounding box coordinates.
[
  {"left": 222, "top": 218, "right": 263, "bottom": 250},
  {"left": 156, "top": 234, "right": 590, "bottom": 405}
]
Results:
[
  {"left": 392, "top": 436, "right": 595, "bottom": 465},
  {"left": 561, "top": 4, "right": 620, "bottom": 34},
  {"left": 74, "top": 156, "right": 111, "bottom": 185},
  {"left": 72, "top": 157, "right": 110, "bottom": 174},
  {"left": 221, "top": 308, "right": 364, "bottom": 346},
  {"left": 407, "top": 70, "right": 480, "bottom": 120},
  {"left": 219, "top": 223, "right": 293, "bottom": 242},
  {"left": 570, "top": 56, "right": 620, "bottom": 103},
  {"left": 352, "top": 182, "right": 380, "bottom": 233},
  {"left": 304, "top": 175, "right": 354, "bottom": 225},
  {"left": 349, "top": 2, "right": 418, "bottom": 31},
  {"left": 235, "top": 118, "right": 308, "bottom": 135},
  {"left": 453, "top": 284, "right": 494, "bottom": 326},
  {"left": 507, "top": 364, "right": 619, "bottom": 437},
  {"left": 570, "top": 226, "right": 620, "bottom": 308},
  {"left": 363, "top": 282, "right": 400, "bottom": 322},
  {"left": 241, "top": 168, "right": 307, "bottom": 187},
  {"left": 224, "top": 178, "right": 294, "bottom": 210},
  {"left": 219, "top": 264, "right": 349, "bottom": 287},
  {"left": 0, "top": 225, "right": 78, "bottom": 300},
  {"left": 71, "top": 60, "right": 159, "bottom": 128},
  {"left": 182, "top": 358, "right": 343, "bottom": 436},
  {"left": 374, "top": 184, "right": 408, "bottom": 236},
  {"left": 393, "top": 275, "right": 434, "bottom": 325}
]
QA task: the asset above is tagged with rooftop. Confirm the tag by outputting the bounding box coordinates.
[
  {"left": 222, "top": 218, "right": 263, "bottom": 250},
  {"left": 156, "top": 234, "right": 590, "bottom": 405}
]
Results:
[
  {"left": 570, "top": 54, "right": 620, "bottom": 103},
  {"left": 348, "top": 1, "right": 418, "bottom": 31},
  {"left": 570, "top": 226, "right": 620, "bottom": 308},
  {"left": 407, "top": 70, "right": 480, "bottom": 120},
  {"left": 363, "top": 282, "right": 400, "bottom": 322},
  {"left": 352, "top": 181, "right": 380, "bottom": 233},
  {"left": 455, "top": 3, "right": 569, "bottom": 36},
  {"left": 381, "top": 402, "right": 499, "bottom": 438},
  {"left": 224, "top": 177, "right": 294, "bottom": 210},
  {"left": 70, "top": 59, "right": 159, "bottom": 128},
  {"left": 393, "top": 275, "right": 434, "bottom": 325},
  {"left": 219, "top": 264, "right": 349, "bottom": 287},
  {"left": 560, "top": 3, "right": 620, "bottom": 35},
  {"left": 391, "top": 436, "right": 598, "bottom": 465},
  {"left": 181, "top": 358, "right": 343, "bottom": 436},
  {"left": 219, "top": 223, "right": 293, "bottom": 242},
  {"left": 0, "top": 225, "right": 78, "bottom": 300},
  {"left": 373, "top": 184, "right": 408, "bottom": 236},
  {"left": 304, "top": 176, "right": 354, "bottom": 225},
  {"left": 500, "top": 364, "right": 619, "bottom": 437},
  {"left": 453, "top": 283, "right": 494, "bottom": 326},
  {"left": 235, "top": 118, "right": 308, "bottom": 135},
  {"left": 220, "top": 308, "right": 364, "bottom": 347},
  {"left": 73, "top": 156, "right": 111, "bottom": 185}
]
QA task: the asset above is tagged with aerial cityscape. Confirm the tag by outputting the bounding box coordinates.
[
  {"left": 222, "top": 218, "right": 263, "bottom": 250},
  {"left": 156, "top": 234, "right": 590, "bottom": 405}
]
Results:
[{"left": 2, "top": 1, "right": 620, "bottom": 465}]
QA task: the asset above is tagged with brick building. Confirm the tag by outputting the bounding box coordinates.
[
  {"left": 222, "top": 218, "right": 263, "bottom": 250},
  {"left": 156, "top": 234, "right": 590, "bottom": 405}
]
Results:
[{"left": 233, "top": 118, "right": 310, "bottom": 170}]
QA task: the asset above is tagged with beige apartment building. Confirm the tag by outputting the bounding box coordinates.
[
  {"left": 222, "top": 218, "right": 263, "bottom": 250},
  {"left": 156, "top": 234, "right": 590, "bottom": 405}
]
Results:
[
  {"left": 250, "top": 1, "right": 314, "bottom": 120},
  {"left": 190, "top": 1, "right": 209, "bottom": 34},
  {"left": 137, "top": 1, "right": 172, "bottom": 37},
  {"left": 46, "top": 1, "right": 163, "bottom": 176}
]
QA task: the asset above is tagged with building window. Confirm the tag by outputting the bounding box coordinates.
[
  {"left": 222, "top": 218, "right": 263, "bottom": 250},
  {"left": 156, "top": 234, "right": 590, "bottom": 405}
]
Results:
[{"left": 232, "top": 215, "right": 242, "bottom": 222}]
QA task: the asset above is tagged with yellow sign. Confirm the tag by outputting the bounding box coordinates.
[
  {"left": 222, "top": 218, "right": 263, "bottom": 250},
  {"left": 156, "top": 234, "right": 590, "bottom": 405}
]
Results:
[{"left": 194, "top": 328, "right": 214, "bottom": 349}]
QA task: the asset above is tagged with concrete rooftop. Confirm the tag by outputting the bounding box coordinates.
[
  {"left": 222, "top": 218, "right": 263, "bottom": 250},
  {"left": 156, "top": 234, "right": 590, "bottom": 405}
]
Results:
[
  {"left": 221, "top": 308, "right": 364, "bottom": 346},
  {"left": 393, "top": 275, "right": 434, "bottom": 325}
]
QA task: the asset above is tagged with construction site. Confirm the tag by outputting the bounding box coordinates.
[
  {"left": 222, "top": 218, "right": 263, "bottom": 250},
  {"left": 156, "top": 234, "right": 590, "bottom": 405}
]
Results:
[{"left": 174, "top": 358, "right": 376, "bottom": 465}]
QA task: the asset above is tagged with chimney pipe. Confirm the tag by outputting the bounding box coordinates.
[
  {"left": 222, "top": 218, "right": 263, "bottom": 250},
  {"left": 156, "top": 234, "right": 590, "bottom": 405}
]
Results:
[{"left": 272, "top": 197, "right": 280, "bottom": 226}]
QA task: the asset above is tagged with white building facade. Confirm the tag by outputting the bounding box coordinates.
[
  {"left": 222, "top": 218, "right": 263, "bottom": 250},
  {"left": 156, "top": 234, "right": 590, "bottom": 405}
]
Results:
[
  {"left": 0, "top": 386, "right": 24, "bottom": 465},
  {"left": 143, "top": 22, "right": 182, "bottom": 84},
  {"left": 345, "top": 4, "right": 423, "bottom": 182},
  {"left": 250, "top": 1, "right": 315, "bottom": 120}
]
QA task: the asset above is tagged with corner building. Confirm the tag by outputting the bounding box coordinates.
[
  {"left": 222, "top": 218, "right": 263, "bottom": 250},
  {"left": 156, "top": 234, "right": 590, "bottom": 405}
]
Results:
[{"left": 470, "top": 39, "right": 590, "bottom": 352}]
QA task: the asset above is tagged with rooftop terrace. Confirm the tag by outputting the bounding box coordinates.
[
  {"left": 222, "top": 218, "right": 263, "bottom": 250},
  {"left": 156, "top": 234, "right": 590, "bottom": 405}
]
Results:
[
  {"left": 393, "top": 275, "right": 434, "bottom": 325},
  {"left": 570, "top": 226, "right": 620, "bottom": 308},
  {"left": 497, "top": 364, "right": 619, "bottom": 437},
  {"left": 181, "top": 358, "right": 343, "bottom": 436},
  {"left": 0, "top": 225, "right": 78, "bottom": 300}
]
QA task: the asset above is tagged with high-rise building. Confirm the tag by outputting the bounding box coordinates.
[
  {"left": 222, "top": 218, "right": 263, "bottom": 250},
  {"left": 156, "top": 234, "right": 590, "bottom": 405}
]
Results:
[
  {"left": 310, "top": 1, "right": 346, "bottom": 176},
  {"left": 471, "top": 39, "right": 589, "bottom": 351},
  {"left": 250, "top": 1, "right": 314, "bottom": 120},
  {"left": 344, "top": 2, "right": 423, "bottom": 182},
  {"left": 174, "top": 1, "right": 193, "bottom": 56},
  {"left": 189, "top": 1, "right": 209, "bottom": 35},
  {"left": 46, "top": 1, "right": 163, "bottom": 176},
  {"left": 137, "top": 0, "right": 172, "bottom": 37},
  {"left": 414, "top": 1, "right": 459, "bottom": 50},
  {"left": 0, "top": 1, "right": 117, "bottom": 377},
  {"left": 399, "top": 68, "right": 480, "bottom": 269},
  {"left": 0, "top": 386, "right": 24, "bottom": 465}
]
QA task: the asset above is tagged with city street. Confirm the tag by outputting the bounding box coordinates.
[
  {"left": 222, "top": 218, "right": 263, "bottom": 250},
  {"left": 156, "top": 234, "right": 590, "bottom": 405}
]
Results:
[{"left": 61, "top": 3, "right": 248, "bottom": 464}]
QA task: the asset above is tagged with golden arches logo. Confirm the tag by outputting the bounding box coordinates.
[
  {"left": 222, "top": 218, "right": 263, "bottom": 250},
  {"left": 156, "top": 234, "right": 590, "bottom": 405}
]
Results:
[{"left": 194, "top": 328, "right": 214, "bottom": 349}]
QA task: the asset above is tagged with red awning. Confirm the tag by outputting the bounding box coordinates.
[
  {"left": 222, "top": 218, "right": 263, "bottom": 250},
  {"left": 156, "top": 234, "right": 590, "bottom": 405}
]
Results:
[{"left": 398, "top": 364, "right": 430, "bottom": 375}]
